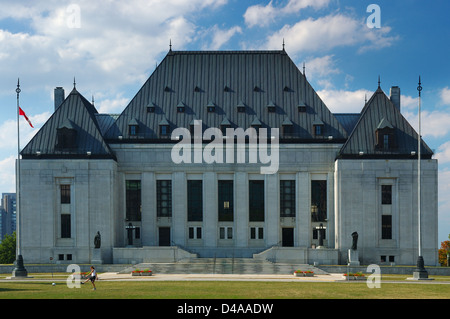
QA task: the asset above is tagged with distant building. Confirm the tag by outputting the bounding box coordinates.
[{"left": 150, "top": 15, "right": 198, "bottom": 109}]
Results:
[
  {"left": 1, "top": 193, "right": 16, "bottom": 241},
  {"left": 19, "top": 49, "right": 438, "bottom": 265}
]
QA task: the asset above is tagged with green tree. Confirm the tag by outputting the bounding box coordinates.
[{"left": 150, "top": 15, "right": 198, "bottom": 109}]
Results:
[{"left": 0, "top": 232, "right": 16, "bottom": 264}]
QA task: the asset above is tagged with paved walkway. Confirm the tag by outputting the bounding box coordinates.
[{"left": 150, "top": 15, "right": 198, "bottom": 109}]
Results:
[{"left": 97, "top": 272, "right": 361, "bottom": 282}]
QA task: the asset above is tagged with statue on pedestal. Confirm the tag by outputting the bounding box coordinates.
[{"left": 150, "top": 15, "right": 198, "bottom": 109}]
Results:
[
  {"left": 351, "top": 231, "right": 358, "bottom": 250},
  {"left": 94, "top": 231, "right": 101, "bottom": 249}
]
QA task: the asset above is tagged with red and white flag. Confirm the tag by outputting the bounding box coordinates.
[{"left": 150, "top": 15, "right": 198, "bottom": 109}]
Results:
[{"left": 19, "top": 107, "right": 33, "bottom": 128}]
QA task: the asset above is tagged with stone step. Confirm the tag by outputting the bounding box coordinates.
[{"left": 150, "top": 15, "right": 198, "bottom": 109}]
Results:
[{"left": 119, "top": 258, "right": 329, "bottom": 275}]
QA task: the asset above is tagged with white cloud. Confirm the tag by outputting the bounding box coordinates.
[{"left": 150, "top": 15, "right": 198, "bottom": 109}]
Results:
[
  {"left": 440, "top": 87, "right": 450, "bottom": 105},
  {"left": 403, "top": 109, "right": 450, "bottom": 139},
  {"left": 204, "top": 25, "right": 243, "bottom": 50},
  {"left": 244, "top": 0, "right": 330, "bottom": 28},
  {"left": 317, "top": 88, "right": 371, "bottom": 113},
  {"left": 435, "top": 141, "right": 450, "bottom": 164},
  {"left": 265, "top": 14, "right": 397, "bottom": 56},
  {"left": 0, "top": 156, "right": 16, "bottom": 193}
]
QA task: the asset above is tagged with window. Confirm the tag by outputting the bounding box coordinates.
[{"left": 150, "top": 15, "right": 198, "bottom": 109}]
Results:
[
  {"left": 61, "top": 214, "right": 71, "bottom": 238},
  {"left": 382, "top": 215, "right": 392, "bottom": 239},
  {"left": 56, "top": 127, "right": 77, "bottom": 150},
  {"left": 314, "top": 124, "right": 323, "bottom": 136},
  {"left": 383, "top": 134, "right": 389, "bottom": 150},
  {"left": 381, "top": 185, "right": 392, "bottom": 205},
  {"left": 249, "top": 180, "right": 264, "bottom": 221},
  {"left": 250, "top": 227, "right": 264, "bottom": 239},
  {"left": 129, "top": 125, "right": 139, "bottom": 136},
  {"left": 60, "top": 185, "right": 71, "bottom": 204},
  {"left": 218, "top": 180, "right": 233, "bottom": 221},
  {"left": 126, "top": 180, "right": 141, "bottom": 221},
  {"left": 219, "top": 226, "right": 233, "bottom": 239},
  {"left": 188, "top": 227, "right": 202, "bottom": 239},
  {"left": 280, "top": 180, "right": 295, "bottom": 217},
  {"left": 188, "top": 180, "right": 202, "bottom": 221},
  {"left": 282, "top": 124, "right": 293, "bottom": 137},
  {"left": 160, "top": 125, "right": 170, "bottom": 137},
  {"left": 311, "top": 180, "right": 327, "bottom": 222},
  {"left": 157, "top": 180, "right": 172, "bottom": 217}
]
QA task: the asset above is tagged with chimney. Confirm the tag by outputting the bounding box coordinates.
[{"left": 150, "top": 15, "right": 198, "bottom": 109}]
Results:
[
  {"left": 390, "top": 86, "right": 401, "bottom": 111},
  {"left": 54, "top": 87, "right": 65, "bottom": 111}
]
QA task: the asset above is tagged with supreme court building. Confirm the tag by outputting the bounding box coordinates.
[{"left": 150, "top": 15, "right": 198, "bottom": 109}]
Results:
[{"left": 19, "top": 49, "right": 438, "bottom": 265}]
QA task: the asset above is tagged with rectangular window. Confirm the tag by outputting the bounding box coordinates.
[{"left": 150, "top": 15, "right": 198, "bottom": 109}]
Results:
[
  {"left": 61, "top": 214, "right": 71, "bottom": 238},
  {"left": 218, "top": 180, "right": 234, "bottom": 221},
  {"left": 157, "top": 180, "right": 172, "bottom": 217},
  {"left": 381, "top": 215, "right": 392, "bottom": 239},
  {"left": 188, "top": 180, "right": 203, "bottom": 221},
  {"left": 219, "top": 226, "right": 233, "bottom": 239},
  {"left": 188, "top": 227, "right": 202, "bottom": 239},
  {"left": 249, "top": 180, "right": 264, "bottom": 222},
  {"left": 60, "top": 185, "right": 71, "bottom": 204},
  {"left": 250, "top": 227, "right": 264, "bottom": 239},
  {"left": 311, "top": 180, "right": 327, "bottom": 222},
  {"left": 280, "top": 180, "right": 295, "bottom": 217},
  {"left": 126, "top": 180, "right": 141, "bottom": 221},
  {"left": 381, "top": 185, "right": 392, "bottom": 205}
]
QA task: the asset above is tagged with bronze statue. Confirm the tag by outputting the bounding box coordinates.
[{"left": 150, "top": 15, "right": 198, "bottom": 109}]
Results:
[
  {"left": 351, "top": 232, "right": 358, "bottom": 250},
  {"left": 94, "top": 231, "right": 101, "bottom": 249}
]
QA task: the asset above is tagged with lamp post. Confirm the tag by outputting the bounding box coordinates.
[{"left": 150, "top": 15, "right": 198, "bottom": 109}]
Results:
[
  {"left": 412, "top": 76, "right": 428, "bottom": 280},
  {"left": 12, "top": 79, "right": 28, "bottom": 277}
]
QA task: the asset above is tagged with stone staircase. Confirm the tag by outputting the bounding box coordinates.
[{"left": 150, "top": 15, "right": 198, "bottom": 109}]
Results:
[{"left": 119, "top": 257, "right": 329, "bottom": 275}]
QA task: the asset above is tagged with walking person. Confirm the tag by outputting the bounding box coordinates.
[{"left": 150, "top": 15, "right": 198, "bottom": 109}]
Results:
[{"left": 82, "top": 266, "right": 98, "bottom": 290}]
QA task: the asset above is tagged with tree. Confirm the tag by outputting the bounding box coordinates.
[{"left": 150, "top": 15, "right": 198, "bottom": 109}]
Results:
[
  {"left": 438, "top": 233, "right": 450, "bottom": 266},
  {"left": 0, "top": 232, "right": 16, "bottom": 264}
]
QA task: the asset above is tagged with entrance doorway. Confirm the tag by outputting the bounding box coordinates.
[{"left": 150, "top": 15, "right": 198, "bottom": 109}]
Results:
[
  {"left": 282, "top": 228, "right": 294, "bottom": 247},
  {"left": 159, "top": 227, "right": 171, "bottom": 246}
]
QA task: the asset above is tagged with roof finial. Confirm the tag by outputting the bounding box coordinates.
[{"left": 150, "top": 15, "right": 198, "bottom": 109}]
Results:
[
  {"left": 303, "top": 62, "right": 306, "bottom": 76},
  {"left": 169, "top": 39, "right": 172, "bottom": 52},
  {"left": 73, "top": 77, "right": 76, "bottom": 89},
  {"left": 282, "top": 38, "right": 285, "bottom": 51},
  {"left": 378, "top": 75, "right": 381, "bottom": 88},
  {"left": 92, "top": 95, "right": 95, "bottom": 106},
  {"left": 365, "top": 93, "right": 367, "bottom": 104}
]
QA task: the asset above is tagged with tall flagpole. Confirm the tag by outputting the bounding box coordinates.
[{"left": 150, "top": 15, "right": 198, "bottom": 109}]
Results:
[
  {"left": 12, "top": 78, "right": 27, "bottom": 277},
  {"left": 413, "top": 76, "right": 428, "bottom": 280}
]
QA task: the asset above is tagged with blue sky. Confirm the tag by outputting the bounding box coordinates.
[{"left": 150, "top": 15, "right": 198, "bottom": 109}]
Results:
[{"left": 0, "top": 0, "right": 449, "bottom": 244}]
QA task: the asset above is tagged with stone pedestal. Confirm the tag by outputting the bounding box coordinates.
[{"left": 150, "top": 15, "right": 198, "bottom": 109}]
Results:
[
  {"left": 92, "top": 248, "right": 103, "bottom": 264},
  {"left": 347, "top": 249, "right": 360, "bottom": 266}
]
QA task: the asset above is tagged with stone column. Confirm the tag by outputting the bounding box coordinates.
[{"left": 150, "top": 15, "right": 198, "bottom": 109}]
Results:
[
  {"left": 235, "top": 172, "right": 248, "bottom": 248},
  {"left": 172, "top": 172, "right": 186, "bottom": 246},
  {"left": 141, "top": 172, "right": 156, "bottom": 246},
  {"left": 265, "top": 173, "right": 279, "bottom": 246},
  {"left": 203, "top": 172, "right": 217, "bottom": 248},
  {"left": 297, "top": 172, "right": 310, "bottom": 247}
]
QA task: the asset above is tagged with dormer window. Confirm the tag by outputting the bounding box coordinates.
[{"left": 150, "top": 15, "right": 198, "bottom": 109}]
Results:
[
  {"left": 56, "top": 119, "right": 77, "bottom": 150},
  {"left": 376, "top": 118, "right": 396, "bottom": 151},
  {"left": 267, "top": 101, "right": 276, "bottom": 113},
  {"left": 237, "top": 101, "right": 246, "bottom": 113},
  {"left": 282, "top": 117, "right": 294, "bottom": 137},
  {"left": 220, "top": 118, "right": 231, "bottom": 135},
  {"left": 159, "top": 119, "right": 170, "bottom": 137},
  {"left": 298, "top": 102, "right": 307, "bottom": 113},
  {"left": 147, "top": 102, "right": 156, "bottom": 113},
  {"left": 313, "top": 118, "right": 324, "bottom": 136},
  {"left": 128, "top": 118, "right": 139, "bottom": 137},
  {"left": 207, "top": 101, "right": 215, "bottom": 113},
  {"left": 177, "top": 101, "right": 185, "bottom": 113}
]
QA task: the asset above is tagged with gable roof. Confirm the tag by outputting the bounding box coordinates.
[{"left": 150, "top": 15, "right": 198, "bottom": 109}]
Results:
[
  {"left": 104, "top": 50, "right": 348, "bottom": 142},
  {"left": 337, "top": 87, "right": 433, "bottom": 159},
  {"left": 21, "top": 88, "right": 116, "bottom": 159}
]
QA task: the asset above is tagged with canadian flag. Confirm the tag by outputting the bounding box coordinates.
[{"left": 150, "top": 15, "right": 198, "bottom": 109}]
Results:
[{"left": 19, "top": 107, "right": 33, "bottom": 128}]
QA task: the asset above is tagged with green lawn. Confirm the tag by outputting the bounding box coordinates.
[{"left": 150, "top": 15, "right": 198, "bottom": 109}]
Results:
[{"left": 0, "top": 275, "right": 449, "bottom": 299}]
